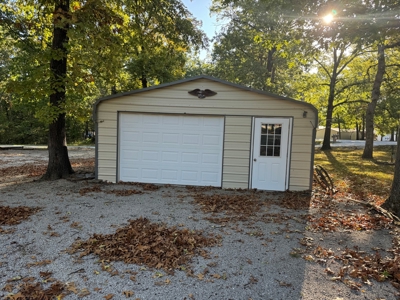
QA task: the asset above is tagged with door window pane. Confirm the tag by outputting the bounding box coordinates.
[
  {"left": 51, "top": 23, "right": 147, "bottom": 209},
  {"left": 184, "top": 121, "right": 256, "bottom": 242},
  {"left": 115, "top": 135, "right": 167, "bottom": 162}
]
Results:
[
  {"left": 259, "top": 123, "right": 282, "bottom": 157},
  {"left": 260, "top": 146, "right": 266, "bottom": 156}
]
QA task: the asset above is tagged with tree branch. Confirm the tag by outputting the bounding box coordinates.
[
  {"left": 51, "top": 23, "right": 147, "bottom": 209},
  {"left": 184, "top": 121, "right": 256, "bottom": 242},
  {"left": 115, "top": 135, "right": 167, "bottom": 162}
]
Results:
[
  {"left": 337, "top": 48, "right": 365, "bottom": 76},
  {"left": 313, "top": 57, "right": 332, "bottom": 79},
  {"left": 334, "top": 80, "right": 368, "bottom": 97},
  {"left": 384, "top": 41, "right": 400, "bottom": 49},
  {"left": 333, "top": 99, "right": 369, "bottom": 108}
]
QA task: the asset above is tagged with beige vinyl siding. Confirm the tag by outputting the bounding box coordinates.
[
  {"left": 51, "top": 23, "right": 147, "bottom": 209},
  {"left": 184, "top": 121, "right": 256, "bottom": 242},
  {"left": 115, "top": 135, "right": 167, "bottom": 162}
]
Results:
[
  {"left": 96, "top": 78, "right": 316, "bottom": 190},
  {"left": 222, "top": 116, "right": 251, "bottom": 189}
]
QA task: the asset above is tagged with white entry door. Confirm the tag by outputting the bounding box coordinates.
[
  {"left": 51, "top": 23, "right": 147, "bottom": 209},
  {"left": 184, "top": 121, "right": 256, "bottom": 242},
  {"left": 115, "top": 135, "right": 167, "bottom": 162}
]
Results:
[{"left": 251, "top": 118, "right": 291, "bottom": 191}]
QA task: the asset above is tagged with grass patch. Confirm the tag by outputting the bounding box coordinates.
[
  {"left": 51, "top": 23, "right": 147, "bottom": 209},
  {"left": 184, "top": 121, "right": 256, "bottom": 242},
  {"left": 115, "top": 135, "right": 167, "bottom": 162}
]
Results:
[
  {"left": 314, "top": 146, "right": 395, "bottom": 205},
  {"left": 69, "top": 138, "right": 95, "bottom": 146}
]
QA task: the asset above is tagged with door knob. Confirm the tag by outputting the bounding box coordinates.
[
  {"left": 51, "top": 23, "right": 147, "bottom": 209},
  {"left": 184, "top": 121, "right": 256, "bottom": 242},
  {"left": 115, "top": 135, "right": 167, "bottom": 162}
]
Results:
[{"left": 254, "top": 158, "right": 257, "bottom": 161}]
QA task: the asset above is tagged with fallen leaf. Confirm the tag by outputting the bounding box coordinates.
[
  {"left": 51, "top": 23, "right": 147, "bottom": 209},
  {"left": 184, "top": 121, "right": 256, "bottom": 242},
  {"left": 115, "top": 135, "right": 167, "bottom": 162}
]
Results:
[
  {"left": 79, "top": 288, "right": 91, "bottom": 297},
  {"left": 123, "top": 290, "right": 134, "bottom": 297},
  {"left": 66, "top": 282, "right": 78, "bottom": 294}
]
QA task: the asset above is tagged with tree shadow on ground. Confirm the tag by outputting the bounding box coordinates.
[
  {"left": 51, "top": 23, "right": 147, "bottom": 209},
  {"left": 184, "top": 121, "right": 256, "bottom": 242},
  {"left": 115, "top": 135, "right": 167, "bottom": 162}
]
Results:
[{"left": 321, "top": 149, "right": 392, "bottom": 199}]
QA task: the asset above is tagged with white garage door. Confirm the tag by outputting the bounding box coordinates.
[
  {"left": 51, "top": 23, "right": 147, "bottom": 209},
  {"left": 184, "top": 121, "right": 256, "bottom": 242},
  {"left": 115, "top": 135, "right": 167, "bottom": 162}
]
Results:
[{"left": 119, "top": 113, "right": 224, "bottom": 187}]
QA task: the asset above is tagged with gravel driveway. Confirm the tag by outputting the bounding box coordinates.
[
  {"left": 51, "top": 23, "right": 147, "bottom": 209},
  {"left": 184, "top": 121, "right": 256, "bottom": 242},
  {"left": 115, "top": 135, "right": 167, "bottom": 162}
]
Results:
[{"left": 0, "top": 149, "right": 399, "bottom": 300}]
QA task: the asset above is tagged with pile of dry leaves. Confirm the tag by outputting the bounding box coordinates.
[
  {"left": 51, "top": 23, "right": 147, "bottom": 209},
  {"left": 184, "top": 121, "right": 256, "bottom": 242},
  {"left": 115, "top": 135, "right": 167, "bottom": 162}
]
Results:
[
  {"left": 68, "top": 217, "right": 220, "bottom": 274},
  {"left": 0, "top": 206, "right": 40, "bottom": 234},
  {"left": 280, "top": 191, "right": 312, "bottom": 209},
  {"left": 3, "top": 277, "right": 70, "bottom": 300},
  {"left": 193, "top": 193, "right": 264, "bottom": 218}
]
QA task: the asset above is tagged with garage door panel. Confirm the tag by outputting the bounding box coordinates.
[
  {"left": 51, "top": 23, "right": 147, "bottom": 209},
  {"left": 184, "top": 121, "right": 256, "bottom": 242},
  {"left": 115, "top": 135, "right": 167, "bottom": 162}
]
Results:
[
  {"left": 142, "top": 150, "right": 159, "bottom": 162},
  {"left": 182, "top": 134, "right": 200, "bottom": 145},
  {"left": 162, "top": 133, "right": 179, "bottom": 144},
  {"left": 142, "top": 132, "right": 159, "bottom": 143},
  {"left": 203, "top": 135, "right": 221, "bottom": 146},
  {"left": 143, "top": 115, "right": 160, "bottom": 124},
  {"left": 162, "top": 116, "right": 180, "bottom": 125},
  {"left": 181, "top": 171, "right": 198, "bottom": 182},
  {"left": 183, "top": 117, "right": 201, "bottom": 126},
  {"left": 142, "top": 168, "right": 159, "bottom": 179},
  {"left": 119, "top": 113, "right": 224, "bottom": 187},
  {"left": 161, "top": 169, "right": 178, "bottom": 180},
  {"left": 202, "top": 172, "right": 219, "bottom": 183},
  {"left": 202, "top": 153, "right": 219, "bottom": 164},
  {"left": 181, "top": 152, "right": 199, "bottom": 163},
  {"left": 161, "top": 151, "right": 179, "bottom": 163},
  {"left": 204, "top": 117, "right": 223, "bottom": 127},
  {"left": 121, "top": 131, "right": 140, "bottom": 142},
  {"left": 121, "top": 150, "right": 139, "bottom": 161},
  {"left": 120, "top": 168, "right": 140, "bottom": 180}
]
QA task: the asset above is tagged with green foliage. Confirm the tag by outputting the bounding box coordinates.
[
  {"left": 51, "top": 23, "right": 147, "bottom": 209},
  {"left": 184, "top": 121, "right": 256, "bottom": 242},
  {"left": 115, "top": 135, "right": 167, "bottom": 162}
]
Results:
[
  {"left": 0, "top": 0, "right": 206, "bottom": 144},
  {"left": 210, "top": 0, "right": 309, "bottom": 94},
  {"left": 183, "top": 53, "right": 215, "bottom": 78}
]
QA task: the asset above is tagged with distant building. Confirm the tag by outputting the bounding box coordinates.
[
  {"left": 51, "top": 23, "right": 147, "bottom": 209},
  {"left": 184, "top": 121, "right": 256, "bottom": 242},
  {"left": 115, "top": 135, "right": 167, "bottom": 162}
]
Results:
[{"left": 316, "top": 127, "right": 361, "bottom": 140}]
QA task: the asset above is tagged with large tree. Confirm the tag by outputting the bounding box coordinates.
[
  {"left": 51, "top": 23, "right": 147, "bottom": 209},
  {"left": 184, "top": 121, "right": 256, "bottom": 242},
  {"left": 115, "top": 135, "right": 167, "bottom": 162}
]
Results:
[
  {"left": 362, "top": 42, "right": 400, "bottom": 158},
  {"left": 351, "top": 0, "right": 400, "bottom": 158},
  {"left": 45, "top": 0, "right": 73, "bottom": 179},
  {"left": 382, "top": 138, "right": 400, "bottom": 217},
  {"left": 313, "top": 44, "right": 366, "bottom": 150},
  {"left": 0, "top": 0, "right": 206, "bottom": 179},
  {"left": 210, "top": 0, "right": 310, "bottom": 95}
]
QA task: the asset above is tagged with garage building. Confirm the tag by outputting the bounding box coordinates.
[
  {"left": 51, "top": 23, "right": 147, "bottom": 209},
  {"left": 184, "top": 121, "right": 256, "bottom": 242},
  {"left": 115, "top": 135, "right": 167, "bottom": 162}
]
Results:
[{"left": 93, "top": 76, "right": 317, "bottom": 191}]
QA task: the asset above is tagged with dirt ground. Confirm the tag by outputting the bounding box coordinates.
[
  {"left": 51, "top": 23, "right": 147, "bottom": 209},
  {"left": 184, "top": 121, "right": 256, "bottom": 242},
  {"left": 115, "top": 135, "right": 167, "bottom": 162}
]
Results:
[{"left": 0, "top": 148, "right": 399, "bottom": 300}]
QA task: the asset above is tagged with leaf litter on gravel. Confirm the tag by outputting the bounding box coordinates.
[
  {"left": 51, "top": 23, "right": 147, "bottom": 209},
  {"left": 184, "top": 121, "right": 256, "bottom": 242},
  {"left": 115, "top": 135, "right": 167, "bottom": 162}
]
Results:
[
  {"left": 0, "top": 159, "right": 93, "bottom": 180},
  {"left": 299, "top": 235, "right": 400, "bottom": 291},
  {"left": 68, "top": 217, "right": 221, "bottom": 274},
  {"left": 79, "top": 185, "right": 143, "bottom": 196},
  {"left": 0, "top": 206, "right": 41, "bottom": 234},
  {"left": 3, "top": 278, "right": 71, "bottom": 300}
]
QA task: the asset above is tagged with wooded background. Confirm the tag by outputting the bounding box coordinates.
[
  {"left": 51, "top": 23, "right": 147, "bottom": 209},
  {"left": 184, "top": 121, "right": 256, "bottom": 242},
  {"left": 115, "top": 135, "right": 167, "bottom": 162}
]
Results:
[{"left": 0, "top": 0, "right": 399, "bottom": 150}]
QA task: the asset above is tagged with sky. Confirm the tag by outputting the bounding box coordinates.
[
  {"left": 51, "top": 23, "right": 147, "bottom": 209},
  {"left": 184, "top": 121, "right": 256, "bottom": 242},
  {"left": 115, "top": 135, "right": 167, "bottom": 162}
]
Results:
[{"left": 181, "top": 0, "right": 220, "bottom": 59}]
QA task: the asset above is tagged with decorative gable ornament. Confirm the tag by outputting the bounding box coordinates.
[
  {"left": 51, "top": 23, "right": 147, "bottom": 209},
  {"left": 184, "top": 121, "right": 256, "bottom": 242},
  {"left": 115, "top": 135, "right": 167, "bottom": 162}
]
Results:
[{"left": 188, "top": 89, "right": 217, "bottom": 99}]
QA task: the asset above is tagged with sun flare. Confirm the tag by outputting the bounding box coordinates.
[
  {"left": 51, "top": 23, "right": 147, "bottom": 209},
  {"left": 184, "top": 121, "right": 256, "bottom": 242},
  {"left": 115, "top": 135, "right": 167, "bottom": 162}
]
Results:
[{"left": 323, "top": 13, "right": 334, "bottom": 23}]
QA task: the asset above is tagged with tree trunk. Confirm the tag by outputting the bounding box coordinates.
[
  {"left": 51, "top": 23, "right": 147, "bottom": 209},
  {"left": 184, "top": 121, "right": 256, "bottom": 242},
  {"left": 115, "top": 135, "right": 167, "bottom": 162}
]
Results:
[
  {"left": 321, "top": 48, "right": 341, "bottom": 151},
  {"left": 391, "top": 129, "right": 395, "bottom": 141},
  {"left": 321, "top": 73, "right": 337, "bottom": 150},
  {"left": 381, "top": 138, "right": 400, "bottom": 217},
  {"left": 362, "top": 44, "right": 385, "bottom": 159},
  {"left": 361, "top": 114, "right": 365, "bottom": 140},
  {"left": 321, "top": 98, "right": 334, "bottom": 150},
  {"left": 43, "top": 0, "right": 73, "bottom": 180},
  {"left": 337, "top": 114, "right": 341, "bottom": 139},
  {"left": 141, "top": 75, "right": 148, "bottom": 88},
  {"left": 356, "top": 122, "right": 359, "bottom": 140}
]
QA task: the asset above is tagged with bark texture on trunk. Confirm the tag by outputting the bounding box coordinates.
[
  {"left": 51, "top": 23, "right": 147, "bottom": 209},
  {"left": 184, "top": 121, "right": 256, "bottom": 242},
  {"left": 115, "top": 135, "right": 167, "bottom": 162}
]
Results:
[
  {"left": 320, "top": 48, "right": 341, "bottom": 151},
  {"left": 141, "top": 75, "right": 148, "bottom": 88},
  {"left": 382, "top": 138, "right": 400, "bottom": 217},
  {"left": 321, "top": 72, "right": 336, "bottom": 150},
  {"left": 321, "top": 101, "right": 334, "bottom": 150},
  {"left": 43, "top": 0, "right": 73, "bottom": 180},
  {"left": 362, "top": 44, "right": 385, "bottom": 159}
]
